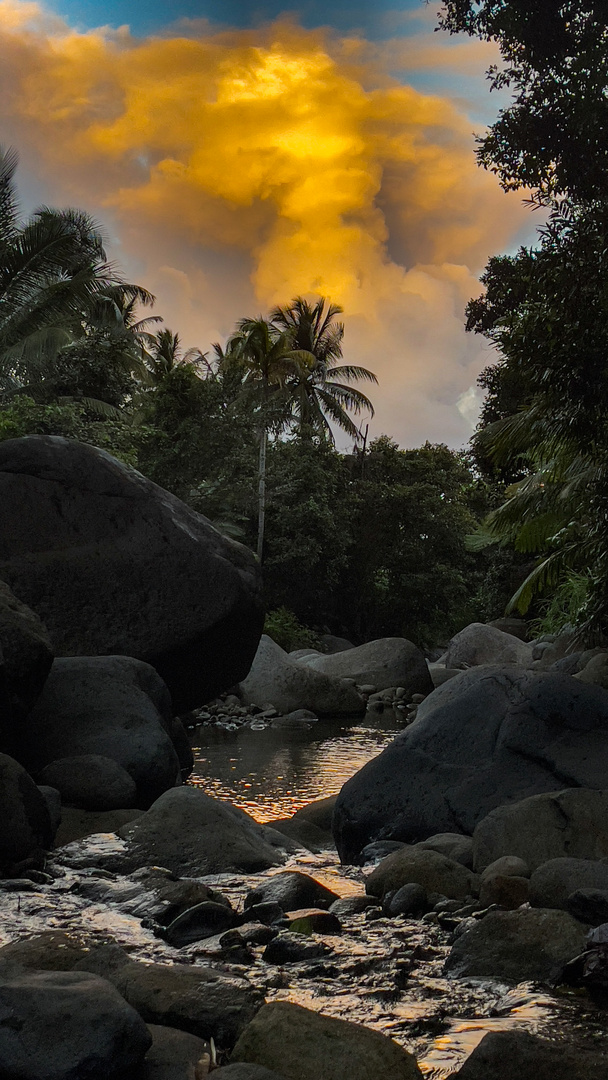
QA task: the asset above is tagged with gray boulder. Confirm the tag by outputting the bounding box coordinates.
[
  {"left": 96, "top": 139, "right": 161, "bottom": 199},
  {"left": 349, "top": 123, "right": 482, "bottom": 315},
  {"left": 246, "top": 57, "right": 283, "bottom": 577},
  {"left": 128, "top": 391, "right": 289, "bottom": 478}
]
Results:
[
  {"left": 365, "top": 846, "right": 478, "bottom": 901},
  {"left": 119, "top": 787, "right": 289, "bottom": 876},
  {"left": 296, "top": 637, "right": 432, "bottom": 696},
  {"left": 0, "top": 970, "right": 151, "bottom": 1080},
  {"left": 446, "top": 623, "right": 533, "bottom": 668},
  {"left": 416, "top": 832, "right": 473, "bottom": 868},
  {"left": 21, "top": 656, "right": 180, "bottom": 806},
  {"left": 575, "top": 651, "right": 608, "bottom": 688},
  {"left": 0, "top": 580, "right": 53, "bottom": 720},
  {"left": 0, "top": 752, "right": 53, "bottom": 872},
  {"left": 144, "top": 1025, "right": 210, "bottom": 1080},
  {"left": 473, "top": 789, "right": 608, "bottom": 872},
  {"left": 454, "top": 1030, "right": 608, "bottom": 1080},
  {"left": 38, "top": 754, "right": 137, "bottom": 810},
  {"left": 244, "top": 871, "right": 340, "bottom": 912},
  {"left": 216, "top": 1068, "right": 287, "bottom": 1080},
  {"left": 0, "top": 436, "right": 263, "bottom": 710},
  {"left": 529, "top": 857, "right": 608, "bottom": 909},
  {"left": 230, "top": 1000, "right": 422, "bottom": 1079},
  {"left": 333, "top": 667, "right": 608, "bottom": 863},
  {"left": 445, "top": 908, "right": 587, "bottom": 983},
  {"left": 54, "top": 807, "right": 143, "bottom": 847},
  {"left": 319, "top": 634, "right": 355, "bottom": 654},
  {"left": 240, "top": 636, "right": 364, "bottom": 716}
]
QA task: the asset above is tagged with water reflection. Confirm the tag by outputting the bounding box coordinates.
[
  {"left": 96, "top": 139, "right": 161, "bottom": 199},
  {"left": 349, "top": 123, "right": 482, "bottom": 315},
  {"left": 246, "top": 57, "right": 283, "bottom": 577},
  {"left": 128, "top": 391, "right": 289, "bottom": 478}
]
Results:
[{"left": 190, "top": 713, "right": 403, "bottom": 820}]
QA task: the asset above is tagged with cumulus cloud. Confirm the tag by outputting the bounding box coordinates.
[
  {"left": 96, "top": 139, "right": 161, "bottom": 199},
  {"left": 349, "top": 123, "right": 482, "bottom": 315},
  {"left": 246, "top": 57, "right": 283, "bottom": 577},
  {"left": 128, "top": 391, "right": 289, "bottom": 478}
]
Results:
[{"left": 0, "top": 1, "right": 529, "bottom": 446}]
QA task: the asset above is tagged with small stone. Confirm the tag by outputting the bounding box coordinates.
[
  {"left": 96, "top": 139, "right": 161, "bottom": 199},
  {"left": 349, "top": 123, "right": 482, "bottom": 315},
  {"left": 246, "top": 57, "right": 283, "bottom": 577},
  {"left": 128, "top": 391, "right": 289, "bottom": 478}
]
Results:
[{"left": 262, "top": 933, "right": 332, "bottom": 964}]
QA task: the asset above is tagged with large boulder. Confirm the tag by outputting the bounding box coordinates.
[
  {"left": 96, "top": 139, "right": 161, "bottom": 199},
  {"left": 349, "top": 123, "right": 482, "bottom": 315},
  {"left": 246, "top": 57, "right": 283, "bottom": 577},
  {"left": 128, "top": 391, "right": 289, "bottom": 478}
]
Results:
[
  {"left": 240, "top": 636, "right": 364, "bottom": 716},
  {"left": 365, "top": 846, "right": 478, "bottom": 901},
  {"left": 333, "top": 667, "right": 608, "bottom": 863},
  {"left": 446, "top": 623, "right": 533, "bottom": 668},
  {"left": 230, "top": 1001, "right": 422, "bottom": 1080},
  {"left": 39, "top": 754, "right": 137, "bottom": 810},
  {"left": 473, "top": 789, "right": 608, "bottom": 872},
  {"left": 445, "top": 908, "right": 587, "bottom": 983},
  {"left": 529, "top": 857, "right": 608, "bottom": 909},
  {"left": 0, "top": 580, "right": 53, "bottom": 721},
  {"left": 0, "top": 970, "right": 151, "bottom": 1080},
  {"left": 454, "top": 1030, "right": 608, "bottom": 1080},
  {"left": 0, "top": 436, "right": 263, "bottom": 710},
  {"left": 118, "top": 787, "right": 290, "bottom": 876},
  {"left": 295, "top": 637, "right": 432, "bottom": 696},
  {"left": 0, "top": 752, "right": 53, "bottom": 872},
  {"left": 244, "top": 871, "right": 340, "bottom": 912},
  {"left": 17, "top": 656, "right": 180, "bottom": 807}
]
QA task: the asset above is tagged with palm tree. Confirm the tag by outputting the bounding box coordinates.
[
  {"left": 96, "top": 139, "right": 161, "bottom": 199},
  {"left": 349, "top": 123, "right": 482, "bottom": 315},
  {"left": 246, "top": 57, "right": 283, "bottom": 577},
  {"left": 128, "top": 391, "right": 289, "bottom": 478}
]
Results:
[
  {"left": 218, "top": 316, "right": 315, "bottom": 560},
  {"left": 144, "top": 328, "right": 212, "bottom": 387},
  {"left": 271, "top": 296, "right": 377, "bottom": 442},
  {"left": 0, "top": 145, "right": 152, "bottom": 406}
]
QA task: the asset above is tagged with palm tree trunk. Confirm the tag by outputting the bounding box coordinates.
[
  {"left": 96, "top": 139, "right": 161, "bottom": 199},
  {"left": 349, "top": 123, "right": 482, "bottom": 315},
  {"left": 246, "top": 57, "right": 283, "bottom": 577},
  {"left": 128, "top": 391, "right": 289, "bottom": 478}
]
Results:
[{"left": 257, "top": 426, "right": 267, "bottom": 562}]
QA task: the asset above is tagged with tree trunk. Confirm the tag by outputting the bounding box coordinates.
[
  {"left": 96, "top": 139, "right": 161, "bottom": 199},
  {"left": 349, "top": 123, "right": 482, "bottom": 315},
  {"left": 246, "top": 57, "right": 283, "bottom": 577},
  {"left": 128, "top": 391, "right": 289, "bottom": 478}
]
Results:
[{"left": 257, "top": 426, "right": 267, "bottom": 562}]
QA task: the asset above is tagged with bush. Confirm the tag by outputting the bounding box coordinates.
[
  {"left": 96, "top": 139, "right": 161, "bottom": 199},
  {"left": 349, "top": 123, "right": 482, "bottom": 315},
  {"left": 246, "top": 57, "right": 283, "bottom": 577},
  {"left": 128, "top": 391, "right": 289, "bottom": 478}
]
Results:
[{"left": 264, "top": 608, "right": 321, "bottom": 653}]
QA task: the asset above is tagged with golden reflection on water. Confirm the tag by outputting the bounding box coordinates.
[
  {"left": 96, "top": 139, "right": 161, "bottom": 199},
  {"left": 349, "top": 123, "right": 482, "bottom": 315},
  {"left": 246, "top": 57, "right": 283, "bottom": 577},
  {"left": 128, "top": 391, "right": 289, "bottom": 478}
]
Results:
[{"left": 189, "top": 717, "right": 402, "bottom": 821}]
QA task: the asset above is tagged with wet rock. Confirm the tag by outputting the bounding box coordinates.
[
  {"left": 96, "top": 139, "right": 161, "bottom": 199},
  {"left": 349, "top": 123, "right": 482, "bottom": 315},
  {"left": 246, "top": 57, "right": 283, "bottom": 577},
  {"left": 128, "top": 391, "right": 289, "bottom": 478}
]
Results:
[
  {"left": 0, "top": 752, "right": 53, "bottom": 873},
  {"left": 245, "top": 871, "right": 340, "bottom": 912},
  {"left": 0, "top": 579, "right": 53, "bottom": 719},
  {"left": 478, "top": 874, "right": 529, "bottom": 909},
  {"left": 144, "top": 1025, "right": 210, "bottom": 1080},
  {"left": 164, "top": 900, "right": 239, "bottom": 946},
  {"left": 73, "top": 866, "right": 230, "bottom": 926},
  {"left": 286, "top": 908, "right": 342, "bottom": 934},
  {"left": 22, "top": 656, "right": 180, "bottom": 808},
  {"left": 360, "top": 840, "right": 407, "bottom": 864},
  {"left": 566, "top": 888, "right": 608, "bottom": 926},
  {"left": 245, "top": 901, "right": 286, "bottom": 925},
  {"left": 445, "top": 908, "right": 587, "bottom": 983},
  {"left": 366, "top": 847, "right": 478, "bottom": 902},
  {"left": 385, "top": 882, "right": 428, "bottom": 917},
  {"left": 529, "top": 857, "right": 608, "bottom": 909},
  {"left": 268, "top": 816, "right": 333, "bottom": 853},
  {"left": 445, "top": 623, "right": 533, "bottom": 667},
  {"left": 329, "top": 895, "right": 372, "bottom": 916},
  {"left": 38, "top": 754, "right": 138, "bottom": 811},
  {"left": 290, "top": 795, "right": 337, "bottom": 831},
  {"left": 473, "top": 789, "right": 608, "bottom": 872},
  {"left": 335, "top": 668, "right": 608, "bottom": 863},
  {"left": 296, "top": 637, "right": 432, "bottom": 697},
  {"left": 230, "top": 1000, "right": 423, "bottom": 1079},
  {"left": 119, "top": 787, "right": 288, "bottom": 876},
  {"left": 454, "top": 1029, "right": 608, "bottom": 1080},
  {"left": 240, "top": 636, "right": 364, "bottom": 717},
  {"left": 262, "top": 933, "right": 332, "bottom": 964},
  {"left": 416, "top": 833, "right": 474, "bottom": 868},
  {"left": 54, "top": 806, "right": 143, "bottom": 847},
  {"left": 0, "top": 435, "right": 263, "bottom": 710},
  {"left": 0, "top": 970, "right": 151, "bottom": 1080}
]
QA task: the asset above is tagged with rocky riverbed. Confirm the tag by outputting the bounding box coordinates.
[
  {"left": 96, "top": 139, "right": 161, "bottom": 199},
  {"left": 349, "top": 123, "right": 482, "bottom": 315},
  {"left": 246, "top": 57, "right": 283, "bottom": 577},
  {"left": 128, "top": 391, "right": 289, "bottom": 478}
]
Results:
[{"left": 0, "top": 836, "right": 604, "bottom": 1077}]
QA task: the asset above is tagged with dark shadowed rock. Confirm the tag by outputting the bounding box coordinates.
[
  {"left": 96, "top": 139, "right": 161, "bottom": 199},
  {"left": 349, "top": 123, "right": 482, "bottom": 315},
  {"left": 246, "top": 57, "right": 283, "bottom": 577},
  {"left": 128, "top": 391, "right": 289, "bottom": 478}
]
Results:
[
  {"left": 473, "top": 789, "right": 608, "bottom": 872},
  {"left": 215, "top": 1067, "right": 287, "bottom": 1080},
  {"left": 333, "top": 667, "right": 608, "bottom": 863},
  {"left": 54, "top": 806, "right": 143, "bottom": 847},
  {"left": 0, "top": 436, "right": 263, "bottom": 710},
  {"left": 566, "top": 888, "right": 608, "bottom": 926},
  {"left": 20, "top": 656, "right": 179, "bottom": 806},
  {"left": 0, "top": 580, "right": 53, "bottom": 720},
  {"left": 262, "top": 933, "right": 332, "bottom": 964},
  {"left": 244, "top": 871, "right": 340, "bottom": 912},
  {"left": 416, "top": 833, "right": 473, "bottom": 867},
  {"left": 529, "top": 857, "right": 608, "bottom": 909},
  {"left": 230, "top": 1000, "right": 422, "bottom": 1079},
  {"left": 0, "top": 752, "right": 53, "bottom": 872},
  {"left": 240, "top": 636, "right": 364, "bottom": 716},
  {"left": 366, "top": 847, "right": 477, "bottom": 901},
  {"left": 445, "top": 908, "right": 587, "bottom": 983},
  {"left": 446, "top": 623, "right": 533, "bottom": 667},
  {"left": 385, "top": 882, "right": 428, "bottom": 917},
  {"left": 454, "top": 1029, "right": 608, "bottom": 1080},
  {"left": 119, "top": 787, "right": 289, "bottom": 876},
  {"left": 0, "top": 970, "right": 151, "bottom": 1080},
  {"left": 39, "top": 754, "right": 137, "bottom": 810},
  {"left": 164, "top": 901, "right": 239, "bottom": 947},
  {"left": 290, "top": 795, "right": 337, "bottom": 831},
  {"left": 144, "top": 1025, "right": 210, "bottom": 1080},
  {"left": 297, "top": 637, "right": 432, "bottom": 696}
]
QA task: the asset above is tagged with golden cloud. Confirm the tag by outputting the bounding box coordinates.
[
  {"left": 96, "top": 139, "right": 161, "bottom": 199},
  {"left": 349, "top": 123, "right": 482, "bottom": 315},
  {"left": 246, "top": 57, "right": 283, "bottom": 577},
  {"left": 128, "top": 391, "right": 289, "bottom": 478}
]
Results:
[{"left": 0, "top": 1, "right": 530, "bottom": 445}]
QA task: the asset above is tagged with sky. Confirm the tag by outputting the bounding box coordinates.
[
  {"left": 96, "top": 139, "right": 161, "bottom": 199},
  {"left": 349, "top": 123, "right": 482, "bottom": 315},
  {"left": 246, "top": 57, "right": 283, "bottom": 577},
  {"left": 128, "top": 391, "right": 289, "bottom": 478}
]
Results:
[{"left": 0, "top": 0, "right": 535, "bottom": 448}]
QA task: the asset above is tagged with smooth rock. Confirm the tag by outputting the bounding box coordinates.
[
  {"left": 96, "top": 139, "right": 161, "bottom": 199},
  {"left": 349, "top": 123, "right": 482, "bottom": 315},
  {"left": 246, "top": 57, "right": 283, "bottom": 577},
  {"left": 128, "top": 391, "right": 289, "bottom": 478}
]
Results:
[
  {"left": 474, "top": 789, "right": 608, "bottom": 873},
  {"left": 575, "top": 651, "right": 608, "bottom": 688},
  {"left": 0, "top": 970, "right": 151, "bottom": 1080},
  {"left": 360, "top": 840, "right": 407, "bottom": 865},
  {"left": 290, "top": 795, "right": 337, "bottom": 831},
  {"left": 566, "top": 888, "right": 608, "bottom": 926},
  {"left": 240, "top": 637, "right": 364, "bottom": 717},
  {"left": 445, "top": 908, "right": 587, "bottom": 983},
  {"left": 38, "top": 754, "right": 138, "bottom": 811},
  {"left": 297, "top": 637, "right": 432, "bottom": 696},
  {"left": 0, "top": 752, "right": 53, "bottom": 872},
  {"left": 446, "top": 623, "right": 533, "bottom": 667},
  {"left": 164, "top": 900, "right": 239, "bottom": 947},
  {"left": 22, "top": 656, "right": 180, "bottom": 807},
  {"left": 262, "top": 933, "right": 332, "bottom": 964},
  {"left": 286, "top": 908, "right": 342, "bottom": 935},
  {"left": 478, "top": 874, "right": 529, "bottom": 909},
  {"left": 144, "top": 1025, "right": 210, "bottom": 1080},
  {"left": 329, "top": 895, "right": 372, "bottom": 916},
  {"left": 480, "top": 856, "right": 530, "bottom": 881},
  {"left": 0, "top": 579, "right": 53, "bottom": 719},
  {"left": 119, "top": 787, "right": 288, "bottom": 876},
  {"left": 416, "top": 833, "right": 474, "bottom": 868},
  {"left": 244, "top": 871, "right": 339, "bottom": 912},
  {"left": 268, "top": 816, "right": 333, "bottom": 853},
  {"left": 54, "top": 806, "right": 143, "bottom": 847},
  {"left": 366, "top": 847, "right": 478, "bottom": 901},
  {"left": 0, "top": 435, "right": 263, "bottom": 710},
  {"left": 385, "top": 882, "right": 428, "bottom": 917},
  {"left": 320, "top": 634, "right": 355, "bottom": 654},
  {"left": 454, "top": 1029, "right": 608, "bottom": 1080},
  {"left": 38, "top": 785, "right": 61, "bottom": 834},
  {"left": 334, "top": 668, "right": 608, "bottom": 864},
  {"left": 529, "top": 857, "right": 608, "bottom": 909},
  {"left": 230, "top": 1000, "right": 423, "bottom": 1079}
]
